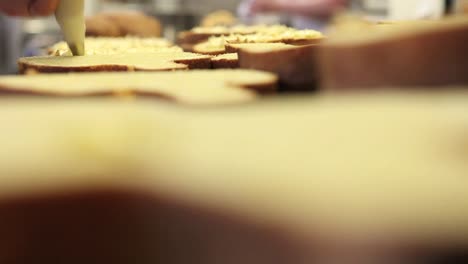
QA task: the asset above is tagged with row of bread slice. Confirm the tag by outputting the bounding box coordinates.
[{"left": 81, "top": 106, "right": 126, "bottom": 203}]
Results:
[
  {"left": 178, "top": 24, "right": 323, "bottom": 53},
  {"left": 0, "top": 91, "right": 468, "bottom": 263},
  {"left": 38, "top": 37, "right": 258, "bottom": 73},
  {"left": 29, "top": 15, "right": 468, "bottom": 92},
  {"left": 215, "top": 15, "right": 468, "bottom": 91},
  {"left": 190, "top": 27, "right": 323, "bottom": 55}
]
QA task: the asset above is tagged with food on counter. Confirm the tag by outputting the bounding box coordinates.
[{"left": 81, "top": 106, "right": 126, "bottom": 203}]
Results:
[
  {"left": 201, "top": 10, "right": 238, "bottom": 27},
  {"left": 238, "top": 44, "right": 318, "bottom": 91},
  {"left": 0, "top": 92, "right": 467, "bottom": 263},
  {"left": 86, "top": 11, "right": 162, "bottom": 38},
  {"left": 178, "top": 24, "right": 322, "bottom": 53},
  {"left": 0, "top": 70, "right": 277, "bottom": 104},
  {"left": 211, "top": 53, "right": 239, "bottom": 69},
  {"left": 178, "top": 24, "right": 262, "bottom": 48},
  {"left": 191, "top": 27, "right": 323, "bottom": 55},
  {"left": 319, "top": 15, "right": 468, "bottom": 90},
  {"left": 18, "top": 52, "right": 212, "bottom": 74},
  {"left": 48, "top": 37, "right": 182, "bottom": 56}
]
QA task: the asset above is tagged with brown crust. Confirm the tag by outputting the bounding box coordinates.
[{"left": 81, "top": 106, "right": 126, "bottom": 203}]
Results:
[
  {"left": 211, "top": 57, "right": 239, "bottom": 69},
  {"left": 225, "top": 44, "right": 244, "bottom": 54},
  {"left": 19, "top": 63, "right": 130, "bottom": 75},
  {"left": 171, "top": 58, "right": 212, "bottom": 70},
  {"left": 238, "top": 45, "right": 318, "bottom": 92},
  {"left": 177, "top": 32, "right": 227, "bottom": 48},
  {"left": 236, "top": 80, "right": 277, "bottom": 95},
  {"left": 318, "top": 23, "right": 468, "bottom": 90},
  {"left": 212, "top": 60, "right": 238, "bottom": 69},
  {"left": 0, "top": 189, "right": 315, "bottom": 264},
  {"left": 283, "top": 38, "right": 324, "bottom": 46}
]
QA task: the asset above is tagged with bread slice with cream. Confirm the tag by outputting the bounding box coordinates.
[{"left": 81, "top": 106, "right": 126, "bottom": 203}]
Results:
[
  {"left": 178, "top": 25, "right": 323, "bottom": 54},
  {"left": 19, "top": 52, "right": 212, "bottom": 74},
  {"left": 0, "top": 70, "right": 277, "bottom": 104},
  {"left": 48, "top": 37, "right": 181, "bottom": 56},
  {"left": 192, "top": 28, "right": 323, "bottom": 55}
]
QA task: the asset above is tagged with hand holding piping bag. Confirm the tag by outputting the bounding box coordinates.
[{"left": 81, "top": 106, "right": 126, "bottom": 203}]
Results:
[{"left": 0, "top": 0, "right": 59, "bottom": 16}]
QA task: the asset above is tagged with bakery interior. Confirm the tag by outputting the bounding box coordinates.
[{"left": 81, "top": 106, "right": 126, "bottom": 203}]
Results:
[{"left": 0, "top": 0, "right": 468, "bottom": 263}]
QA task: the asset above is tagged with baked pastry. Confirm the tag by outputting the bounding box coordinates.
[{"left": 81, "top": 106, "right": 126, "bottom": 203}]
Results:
[
  {"left": 86, "top": 11, "right": 162, "bottom": 38},
  {"left": 0, "top": 91, "right": 467, "bottom": 263},
  {"left": 319, "top": 16, "right": 468, "bottom": 90},
  {"left": 18, "top": 52, "right": 212, "bottom": 74},
  {"left": 0, "top": 70, "right": 277, "bottom": 104},
  {"left": 48, "top": 37, "right": 181, "bottom": 56},
  {"left": 238, "top": 43, "right": 318, "bottom": 91}
]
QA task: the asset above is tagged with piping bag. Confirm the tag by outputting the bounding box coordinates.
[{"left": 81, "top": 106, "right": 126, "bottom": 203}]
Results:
[{"left": 55, "top": 0, "right": 85, "bottom": 56}]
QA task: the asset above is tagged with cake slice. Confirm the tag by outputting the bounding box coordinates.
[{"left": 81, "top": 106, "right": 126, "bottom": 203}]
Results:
[
  {"left": 48, "top": 37, "right": 181, "bottom": 56},
  {"left": 0, "top": 70, "right": 278, "bottom": 104},
  {"left": 0, "top": 91, "right": 468, "bottom": 263},
  {"left": 319, "top": 16, "right": 468, "bottom": 90},
  {"left": 18, "top": 52, "right": 212, "bottom": 74}
]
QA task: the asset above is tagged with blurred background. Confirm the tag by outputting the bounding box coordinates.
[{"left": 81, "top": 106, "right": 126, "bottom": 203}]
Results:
[{"left": 0, "top": 0, "right": 466, "bottom": 74}]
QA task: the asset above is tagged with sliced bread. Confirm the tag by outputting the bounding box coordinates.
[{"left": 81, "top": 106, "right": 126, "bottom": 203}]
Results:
[
  {"left": 18, "top": 52, "right": 212, "bottom": 74},
  {"left": 0, "top": 70, "right": 278, "bottom": 104},
  {"left": 319, "top": 16, "right": 468, "bottom": 90}
]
